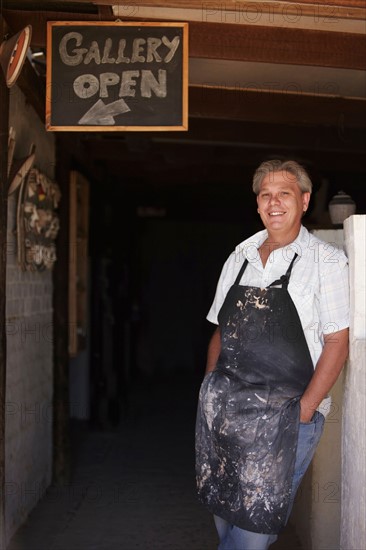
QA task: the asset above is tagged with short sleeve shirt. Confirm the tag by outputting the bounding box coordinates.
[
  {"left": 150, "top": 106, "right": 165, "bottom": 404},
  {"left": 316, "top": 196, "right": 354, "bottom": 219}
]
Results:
[{"left": 207, "top": 225, "right": 350, "bottom": 369}]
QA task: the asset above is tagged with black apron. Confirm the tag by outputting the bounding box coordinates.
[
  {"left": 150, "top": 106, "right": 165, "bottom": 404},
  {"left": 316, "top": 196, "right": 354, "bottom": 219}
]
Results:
[{"left": 195, "top": 253, "right": 314, "bottom": 534}]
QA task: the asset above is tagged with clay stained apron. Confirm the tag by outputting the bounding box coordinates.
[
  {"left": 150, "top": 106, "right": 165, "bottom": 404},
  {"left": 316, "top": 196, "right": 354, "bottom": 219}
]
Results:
[{"left": 196, "top": 253, "right": 314, "bottom": 534}]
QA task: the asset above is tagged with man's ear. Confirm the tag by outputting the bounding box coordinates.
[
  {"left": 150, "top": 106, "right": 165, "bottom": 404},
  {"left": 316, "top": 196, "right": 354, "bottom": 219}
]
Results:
[{"left": 302, "top": 192, "right": 311, "bottom": 211}]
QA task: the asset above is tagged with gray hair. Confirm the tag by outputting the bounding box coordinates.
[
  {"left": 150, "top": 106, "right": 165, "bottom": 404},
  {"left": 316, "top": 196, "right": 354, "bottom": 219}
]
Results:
[{"left": 252, "top": 160, "right": 312, "bottom": 195}]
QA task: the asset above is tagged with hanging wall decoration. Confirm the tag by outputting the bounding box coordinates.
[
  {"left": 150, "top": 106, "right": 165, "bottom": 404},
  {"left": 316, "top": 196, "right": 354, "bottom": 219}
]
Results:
[{"left": 17, "top": 167, "right": 61, "bottom": 271}]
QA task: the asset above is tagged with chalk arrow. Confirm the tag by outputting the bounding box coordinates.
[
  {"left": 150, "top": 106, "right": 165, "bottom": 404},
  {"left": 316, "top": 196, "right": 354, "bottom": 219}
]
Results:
[{"left": 78, "top": 98, "right": 130, "bottom": 125}]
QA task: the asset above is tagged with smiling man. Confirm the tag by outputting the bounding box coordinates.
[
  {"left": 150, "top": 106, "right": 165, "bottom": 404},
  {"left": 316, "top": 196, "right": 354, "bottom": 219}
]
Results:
[
  {"left": 196, "top": 159, "right": 350, "bottom": 549},
  {"left": 256, "top": 169, "right": 310, "bottom": 259}
]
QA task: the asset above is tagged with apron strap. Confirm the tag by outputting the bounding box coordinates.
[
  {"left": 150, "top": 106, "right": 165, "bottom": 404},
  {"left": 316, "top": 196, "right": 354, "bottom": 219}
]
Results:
[
  {"left": 234, "top": 259, "right": 249, "bottom": 285},
  {"left": 234, "top": 252, "right": 299, "bottom": 288},
  {"left": 268, "top": 252, "right": 299, "bottom": 289}
]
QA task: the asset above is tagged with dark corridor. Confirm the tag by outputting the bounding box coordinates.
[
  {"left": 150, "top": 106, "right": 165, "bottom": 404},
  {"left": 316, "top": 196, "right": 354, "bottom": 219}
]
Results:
[{"left": 87, "top": 177, "right": 260, "bottom": 429}]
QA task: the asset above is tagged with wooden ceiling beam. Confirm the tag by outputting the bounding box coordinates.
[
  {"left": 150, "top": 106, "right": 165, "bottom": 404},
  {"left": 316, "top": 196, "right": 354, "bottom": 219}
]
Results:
[
  {"left": 152, "top": 122, "right": 365, "bottom": 154},
  {"left": 98, "top": 148, "right": 366, "bottom": 183},
  {"left": 83, "top": 118, "right": 365, "bottom": 157},
  {"left": 3, "top": 0, "right": 364, "bottom": 8},
  {"left": 82, "top": 117, "right": 366, "bottom": 177},
  {"left": 3, "top": 9, "right": 366, "bottom": 70},
  {"left": 107, "top": 0, "right": 366, "bottom": 13},
  {"left": 188, "top": 22, "right": 366, "bottom": 70},
  {"left": 97, "top": 5, "right": 114, "bottom": 19},
  {"left": 3, "top": 0, "right": 364, "bottom": 15},
  {"left": 5, "top": 60, "right": 365, "bottom": 132},
  {"left": 189, "top": 86, "right": 366, "bottom": 128},
  {"left": 4, "top": 47, "right": 365, "bottom": 132},
  {"left": 2, "top": 9, "right": 102, "bottom": 47}
]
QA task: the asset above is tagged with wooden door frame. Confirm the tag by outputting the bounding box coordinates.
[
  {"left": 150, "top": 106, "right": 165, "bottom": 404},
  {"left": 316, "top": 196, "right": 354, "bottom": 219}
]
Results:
[{"left": 0, "top": 19, "right": 9, "bottom": 549}]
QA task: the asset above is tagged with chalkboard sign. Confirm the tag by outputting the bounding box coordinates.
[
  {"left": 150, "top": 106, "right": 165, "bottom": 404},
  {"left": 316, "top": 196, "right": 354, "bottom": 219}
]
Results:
[{"left": 46, "top": 22, "right": 188, "bottom": 131}]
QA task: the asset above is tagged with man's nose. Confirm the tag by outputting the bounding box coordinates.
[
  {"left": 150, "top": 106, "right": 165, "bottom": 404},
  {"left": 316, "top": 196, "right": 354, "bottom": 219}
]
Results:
[{"left": 269, "top": 194, "right": 280, "bottom": 204}]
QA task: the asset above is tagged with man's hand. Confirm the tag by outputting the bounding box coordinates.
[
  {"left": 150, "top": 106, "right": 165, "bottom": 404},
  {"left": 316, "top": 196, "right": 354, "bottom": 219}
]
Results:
[
  {"left": 205, "top": 327, "right": 221, "bottom": 375},
  {"left": 300, "top": 328, "right": 349, "bottom": 423}
]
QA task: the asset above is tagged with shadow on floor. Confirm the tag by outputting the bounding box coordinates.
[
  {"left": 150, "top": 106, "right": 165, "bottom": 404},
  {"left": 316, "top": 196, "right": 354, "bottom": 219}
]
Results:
[{"left": 8, "top": 372, "right": 304, "bottom": 550}]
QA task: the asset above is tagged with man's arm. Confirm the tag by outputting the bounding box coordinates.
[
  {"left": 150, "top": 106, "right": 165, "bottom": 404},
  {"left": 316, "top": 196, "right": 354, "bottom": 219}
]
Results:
[
  {"left": 205, "top": 327, "right": 221, "bottom": 375},
  {"left": 300, "top": 328, "right": 349, "bottom": 423}
]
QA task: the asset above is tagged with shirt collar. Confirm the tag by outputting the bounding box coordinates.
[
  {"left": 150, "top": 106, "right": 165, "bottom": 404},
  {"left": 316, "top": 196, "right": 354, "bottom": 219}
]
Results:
[
  {"left": 235, "top": 225, "right": 309, "bottom": 259},
  {"left": 291, "top": 225, "right": 309, "bottom": 257}
]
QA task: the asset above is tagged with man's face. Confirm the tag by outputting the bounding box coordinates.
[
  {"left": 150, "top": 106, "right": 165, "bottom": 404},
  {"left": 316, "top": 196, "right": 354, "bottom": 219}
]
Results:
[{"left": 256, "top": 170, "right": 310, "bottom": 236}]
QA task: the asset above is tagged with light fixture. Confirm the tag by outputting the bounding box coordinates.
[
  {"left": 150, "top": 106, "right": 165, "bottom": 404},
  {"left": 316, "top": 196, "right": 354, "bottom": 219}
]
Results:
[{"left": 0, "top": 25, "right": 32, "bottom": 88}]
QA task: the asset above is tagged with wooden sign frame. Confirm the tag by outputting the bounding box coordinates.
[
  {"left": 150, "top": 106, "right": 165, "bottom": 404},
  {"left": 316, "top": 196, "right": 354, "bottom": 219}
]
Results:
[{"left": 46, "top": 21, "right": 188, "bottom": 132}]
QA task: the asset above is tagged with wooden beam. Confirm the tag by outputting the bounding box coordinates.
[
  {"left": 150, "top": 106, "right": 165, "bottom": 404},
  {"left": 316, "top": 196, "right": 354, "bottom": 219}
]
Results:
[
  {"left": 96, "top": 0, "right": 366, "bottom": 19},
  {"left": 81, "top": 115, "right": 366, "bottom": 184},
  {"left": 4, "top": 0, "right": 364, "bottom": 8},
  {"left": 2, "top": 0, "right": 98, "bottom": 11},
  {"left": 107, "top": 0, "right": 366, "bottom": 13},
  {"left": 97, "top": 4, "right": 113, "bottom": 19},
  {"left": 83, "top": 120, "right": 365, "bottom": 161},
  {"left": 3, "top": 9, "right": 366, "bottom": 70},
  {"left": 153, "top": 118, "right": 366, "bottom": 152},
  {"left": 93, "top": 147, "right": 366, "bottom": 183},
  {"left": 189, "top": 86, "right": 366, "bottom": 128},
  {"left": 188, "top": 22, "right": 366, "bottom": 70},
  {"left": 2, "top": 9, "right": 103, "bottom": 47}
]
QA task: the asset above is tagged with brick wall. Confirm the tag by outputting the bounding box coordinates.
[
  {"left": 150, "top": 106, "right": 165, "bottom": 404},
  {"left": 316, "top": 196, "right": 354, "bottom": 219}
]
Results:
[{"left": 5, "top": 86, "right": 55, "bottom": 543}]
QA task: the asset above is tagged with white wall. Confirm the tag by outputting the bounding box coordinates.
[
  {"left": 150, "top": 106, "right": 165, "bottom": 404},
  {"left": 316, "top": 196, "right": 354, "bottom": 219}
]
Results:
[
  {"left": 5, "top": 86, "right": 55, "bottom": 543},
  {"left": 341, "top": 216, "right": 366, "bottom": 549}
]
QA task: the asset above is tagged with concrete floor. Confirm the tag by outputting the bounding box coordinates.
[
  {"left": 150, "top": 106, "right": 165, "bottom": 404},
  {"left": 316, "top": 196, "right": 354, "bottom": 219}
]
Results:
[{"left": 8, "top": 373, "right": 304, "bottom": 550}]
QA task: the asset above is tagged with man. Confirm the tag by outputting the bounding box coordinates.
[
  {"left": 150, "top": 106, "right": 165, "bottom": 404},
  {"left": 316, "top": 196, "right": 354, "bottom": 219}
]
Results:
[{"left": 195, "top": 159, "right": 349, "bottom": 550}]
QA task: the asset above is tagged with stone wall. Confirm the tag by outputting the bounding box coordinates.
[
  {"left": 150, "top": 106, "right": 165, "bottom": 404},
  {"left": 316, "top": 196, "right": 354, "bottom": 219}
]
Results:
[{"left": 5, "top": 86, "right": 55, "bottom": 543}]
